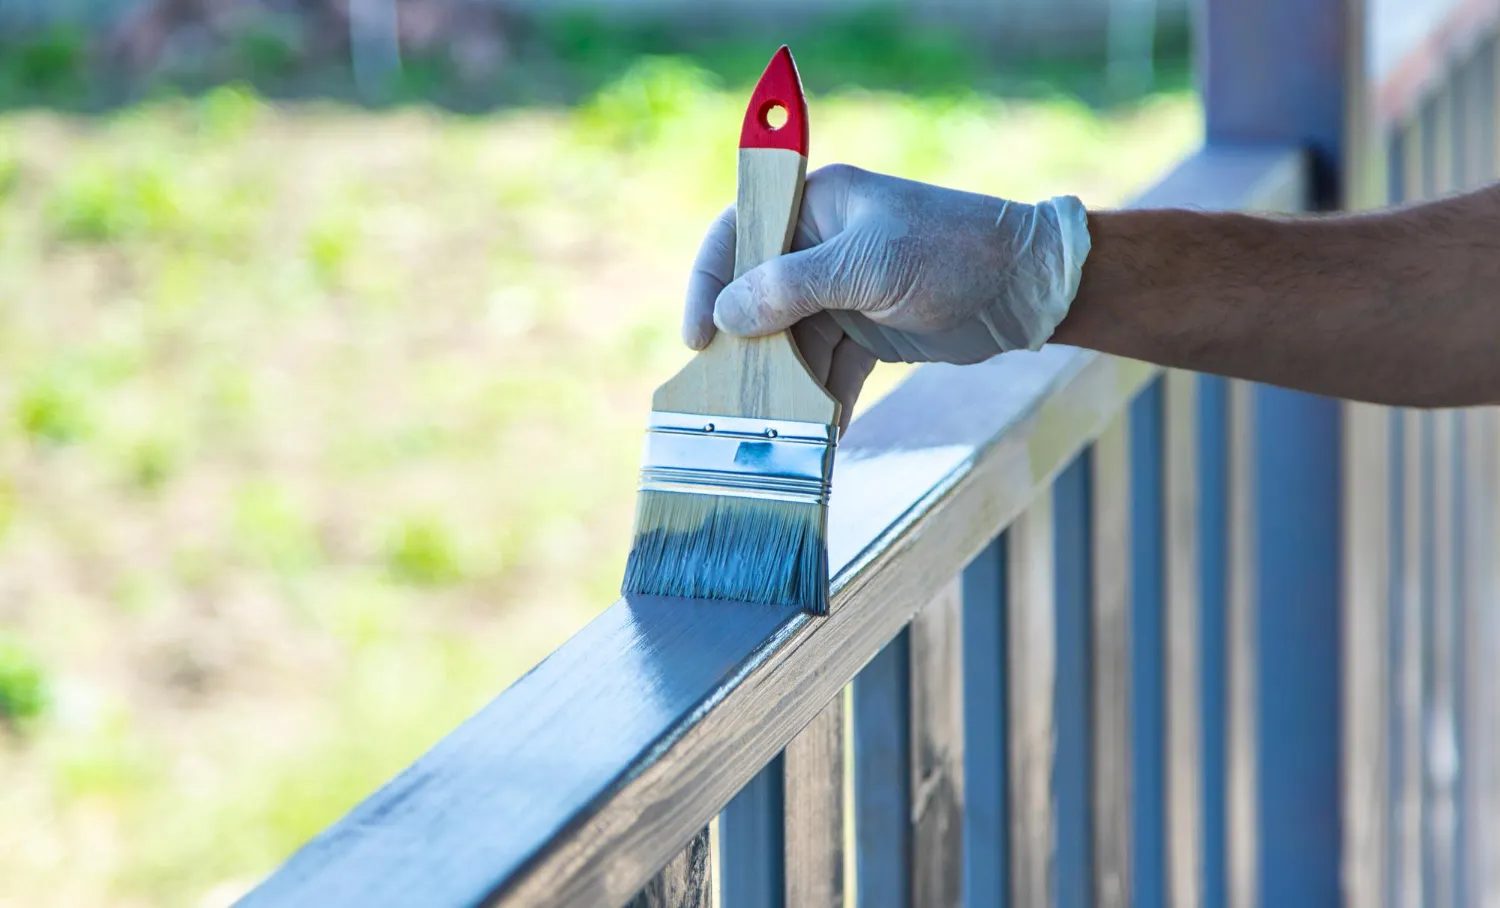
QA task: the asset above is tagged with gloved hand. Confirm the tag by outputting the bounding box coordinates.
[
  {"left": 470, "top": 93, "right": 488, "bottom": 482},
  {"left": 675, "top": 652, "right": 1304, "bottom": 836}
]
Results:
[{"left": 683, "top": 164, "right": 1092, "bottom": 426}]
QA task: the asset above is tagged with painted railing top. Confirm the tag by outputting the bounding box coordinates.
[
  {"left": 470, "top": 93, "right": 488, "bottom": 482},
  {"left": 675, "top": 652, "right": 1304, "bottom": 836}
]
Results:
[{"left": 237, "top": 144, "right": 1306, "bottom": 908}]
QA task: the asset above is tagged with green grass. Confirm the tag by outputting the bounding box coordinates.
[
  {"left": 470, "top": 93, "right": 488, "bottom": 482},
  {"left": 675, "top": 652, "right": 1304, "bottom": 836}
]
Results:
[{"left": 0, "top": 61, "right": 1198, "bottom": 908}]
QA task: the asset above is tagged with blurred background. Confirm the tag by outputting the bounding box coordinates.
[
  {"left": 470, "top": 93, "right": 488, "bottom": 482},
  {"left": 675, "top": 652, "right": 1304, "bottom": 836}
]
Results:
[{"left": 0, "top": 0, "right": 1349, "bottom": 904}]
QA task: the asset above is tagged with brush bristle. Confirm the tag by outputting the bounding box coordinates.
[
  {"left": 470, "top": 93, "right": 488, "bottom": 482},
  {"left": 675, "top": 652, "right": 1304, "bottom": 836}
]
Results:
[{"left": 622, "top": 491, "right": 829, "bottom": 614}]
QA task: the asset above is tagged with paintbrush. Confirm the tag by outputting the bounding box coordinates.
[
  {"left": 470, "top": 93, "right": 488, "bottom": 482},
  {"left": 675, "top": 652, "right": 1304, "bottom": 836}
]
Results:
[{"left": 621, "top": 46, "right": 840, "bottom": 615}]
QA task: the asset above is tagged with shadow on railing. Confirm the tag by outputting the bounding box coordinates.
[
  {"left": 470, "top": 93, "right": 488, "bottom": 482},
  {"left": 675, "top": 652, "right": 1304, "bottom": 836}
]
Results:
[{"left": 234, "top": 1, "right": 1500, "bottom": 906}]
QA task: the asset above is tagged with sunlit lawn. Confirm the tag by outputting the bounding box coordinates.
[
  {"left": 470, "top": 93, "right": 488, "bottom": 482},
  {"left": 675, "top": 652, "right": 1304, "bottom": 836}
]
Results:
[{"left": 0, "top": 62, "right": 1198, "bottom": 907}]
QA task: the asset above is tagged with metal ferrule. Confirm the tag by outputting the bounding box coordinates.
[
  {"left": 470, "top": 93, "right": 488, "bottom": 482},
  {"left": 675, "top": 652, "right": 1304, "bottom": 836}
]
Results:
[{"left": 639, "top": 410, "right": 836, "bottom": 505}]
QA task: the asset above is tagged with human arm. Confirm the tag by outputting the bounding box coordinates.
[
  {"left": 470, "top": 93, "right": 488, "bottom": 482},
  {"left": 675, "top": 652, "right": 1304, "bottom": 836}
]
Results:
[
  {"left": 685, "top": 165, "right": 1500, "bottom": 411},
  {"left": 1055, "top": 190, "right": 1500, "bottom": 407}
]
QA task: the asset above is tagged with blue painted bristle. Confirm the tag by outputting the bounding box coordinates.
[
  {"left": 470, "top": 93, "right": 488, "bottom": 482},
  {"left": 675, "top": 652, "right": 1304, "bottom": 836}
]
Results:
[{"left": 622, "top": 491, "right": 829, "bottom": 615}]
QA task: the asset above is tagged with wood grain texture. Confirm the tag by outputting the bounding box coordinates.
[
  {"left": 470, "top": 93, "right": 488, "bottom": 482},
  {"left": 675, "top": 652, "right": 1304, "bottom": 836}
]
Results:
[
  {"left": 237, "top": 150, "right": 1306, "bottom": 908},
  {"left": 910, "top": 580, "right": 964, "bottom": 908},
  {"left": 1339, "top": 402, "right": 1390, "bottom": 908},
  {"left": 1090, "top": 415, "right": 1132, "bottom": 908},
  {"left": 652, "top": 147, "right": 836, "bottom": 425},
  {"left": 626, "top": 828, "right": 712, "bottom": 908},
  {"left": 1165, "top": 371, "right": 1204, "bottom": 908},
  {"left": 1007, "top": 497, "right": 1055, "bottom": 908},
  {"left": 784, "top": 699, "right": 844, "bottom": 908}
]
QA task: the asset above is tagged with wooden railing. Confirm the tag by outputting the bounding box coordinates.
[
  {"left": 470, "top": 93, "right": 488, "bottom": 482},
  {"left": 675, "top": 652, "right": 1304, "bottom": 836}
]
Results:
[
  {"left": 1342, "top": 4, "right": 1500, "bottom": 906},
  {"left": 236, "top": 1, "right": 1500, "bottom": 906}
]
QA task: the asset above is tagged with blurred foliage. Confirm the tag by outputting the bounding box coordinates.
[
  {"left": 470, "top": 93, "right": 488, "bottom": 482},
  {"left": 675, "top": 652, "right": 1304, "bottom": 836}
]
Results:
[
  {"left": 1, "top": 27, "right": 90, "bottom": 98},
  {"left": 382, "top": 514, "right": 466, "bottom": 587},
  {"left": 0, "top": 6, "right": 1191, "bottom": 112},
  {"left": 0, "top": 40, "right": 1198, "bottom": 908},
  {"left": 0, "top": 637, "right": 49, "bottom": 731},
  {"left": 15, "top": 368, "right": 96, "bottom": 445}
]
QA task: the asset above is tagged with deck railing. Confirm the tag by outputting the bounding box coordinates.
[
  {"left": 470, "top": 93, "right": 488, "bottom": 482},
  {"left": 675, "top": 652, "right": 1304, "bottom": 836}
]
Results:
[
  {"left": 236, "top": 1, "right": 1500, "bottom": 906},
  {"left": 1343, "top": 3, "right": 1500, "bottom": 906}
]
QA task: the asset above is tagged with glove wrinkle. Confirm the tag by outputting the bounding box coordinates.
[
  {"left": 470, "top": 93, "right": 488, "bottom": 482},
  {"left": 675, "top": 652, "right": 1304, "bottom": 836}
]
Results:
[{"left": 686, "top": 165, "right": 1093, "bottom": 413}]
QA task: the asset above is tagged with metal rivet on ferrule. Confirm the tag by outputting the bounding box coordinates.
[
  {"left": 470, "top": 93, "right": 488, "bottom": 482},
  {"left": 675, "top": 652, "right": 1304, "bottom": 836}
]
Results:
[{"left": 640, "top": 411, "right": 837, "bottom": 506}]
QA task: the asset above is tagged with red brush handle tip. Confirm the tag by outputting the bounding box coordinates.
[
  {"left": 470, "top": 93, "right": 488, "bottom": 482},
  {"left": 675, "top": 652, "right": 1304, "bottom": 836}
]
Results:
[{"left": 738, "top": 45, "right": 809, "bottom": 155}]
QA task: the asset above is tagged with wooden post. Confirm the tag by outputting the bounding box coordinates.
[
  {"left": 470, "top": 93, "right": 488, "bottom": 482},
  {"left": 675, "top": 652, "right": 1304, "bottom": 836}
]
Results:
[
  {"left": 1199, "top": 1, "right": 1367, "bottom": 906},
  {"left": 349, "top": 0, "right": 402, "bottom": 100}
]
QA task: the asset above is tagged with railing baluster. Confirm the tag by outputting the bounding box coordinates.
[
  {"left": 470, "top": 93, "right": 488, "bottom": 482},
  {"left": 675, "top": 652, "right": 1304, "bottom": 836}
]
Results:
[
  {"left": 1341, "top": 400, "right": 1393, "bottom": 908},
  {"left": 855, "top": 631, "right": 913, "bottom": 908},
  {"left": 1451, "top": 412, "right": 1470, "bottom": 908},
  {"left": 1453, "top": 50, "right": 1472, "bottom": 191},
  {"left": 1463, "top": 410, "right": 1500, "bottom": 906},
  {"left": 1477, "top": 39, "right": 1499, "bottom": 185},
  {"left": 1386, "top": 408, "right": 1408, "bottom": 907},
  {"left": 1395, "top": 408, "right": 1427, "bottom": 908},
  {"left": 1385, "top": 112, "right": 1423, "bottom": 908},
  {"left": 1091, "top": 418, "right": 1132, "bottom": 908},
  {"left": 785, "top": 699, "right": 845, "bottom": 908},
  {"left": 962, "top": 537, "right": 1008, "bottom": 908},
  {"left": 911, "top": 580, "right": 965, "bottom": 908},
  {"left": 1402, "top": 117, "right": 1422, "bottom": 208},
  {"left": 1008, "top": 495, "right": 1056, "bottom": 908},
  {"left": 1247, "top": 376, "right": 1345, "bottom": 907},
  {"left": 1435, "top": 65, "right": 1471, "bottom": 907},
  {"left": 1130, "top": 377, "right": 1167, "bottom": 908},
  {"left": 1196, "top": 375, "right": 1230, "bottom": 908},
  {"left": 1054, "top": 454, "right": 1094, "bottom": 908},
  {"left": 1165, "top": 371, "right": 1204, "bottom": 908},
  {"left": 1432, "top": 84, "right": 1454, "bottom": 199},
  {"left": 1225, "top": 380, "right": 1256, "bottom": 908},
  {"left": 627, "top": 829, "right": 714, "bottom": 908},
  {"left": 1387, "top": 129, "right": 1406, "bottom": 207},
  {"left": 1418, "top": 411, "right": 1439, "bottom": 906},
  {"left": 1428, "top": 412, "right": 1459, "bottom": 908},
  {"left": 1421, "top": 99, "right": 1440, "bottom": 200},
  {"left": 722, "top": 759, "right": 787, "bottom": 908}
]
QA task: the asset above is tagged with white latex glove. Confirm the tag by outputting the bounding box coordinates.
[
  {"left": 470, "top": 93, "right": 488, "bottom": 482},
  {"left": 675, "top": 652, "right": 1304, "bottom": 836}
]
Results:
[{"left": 683, "top": 164, "right": 1092, "bottom": 425}]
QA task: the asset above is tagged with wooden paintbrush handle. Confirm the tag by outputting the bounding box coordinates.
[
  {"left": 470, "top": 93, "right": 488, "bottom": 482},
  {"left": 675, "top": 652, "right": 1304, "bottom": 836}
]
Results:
[{"left": 651, "top": 47, "right": 838, "bottom": 427}]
